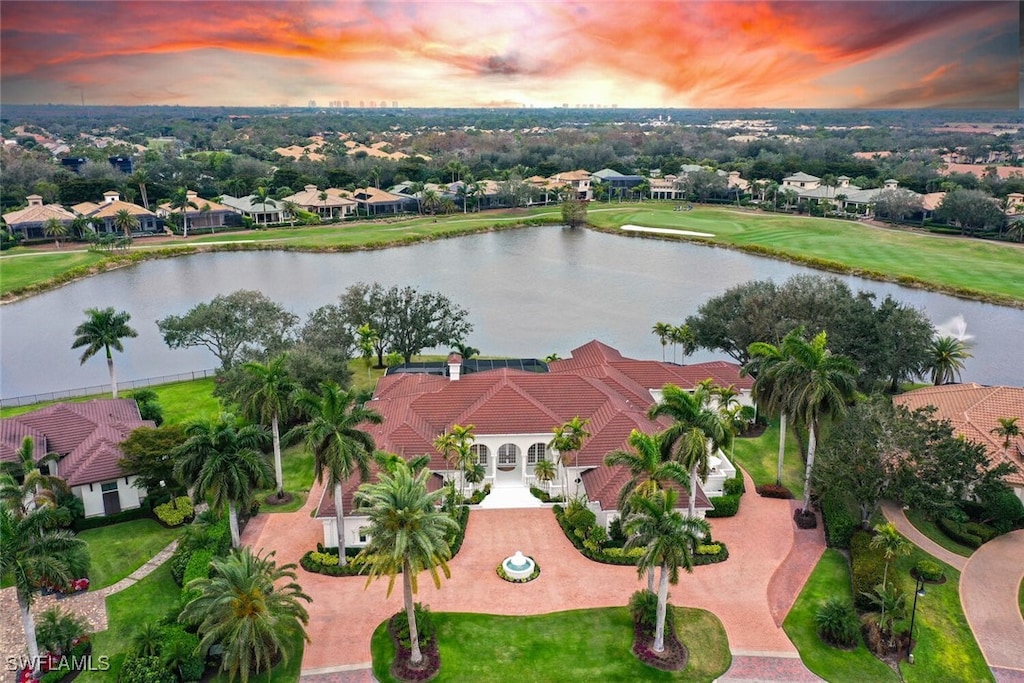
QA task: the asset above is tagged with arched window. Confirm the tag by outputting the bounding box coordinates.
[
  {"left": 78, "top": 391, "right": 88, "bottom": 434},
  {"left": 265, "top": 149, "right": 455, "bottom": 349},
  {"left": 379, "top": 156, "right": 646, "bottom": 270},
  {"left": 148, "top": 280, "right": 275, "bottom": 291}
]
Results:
[
  {"left": 470, "top": 444, "right": 489, "bottom": 466},
  {"left": 497, "top": 443, "right": 520, "bottom": 466},
  {"left": 527, "top": 443, "right": 547, "bottom": 464}
]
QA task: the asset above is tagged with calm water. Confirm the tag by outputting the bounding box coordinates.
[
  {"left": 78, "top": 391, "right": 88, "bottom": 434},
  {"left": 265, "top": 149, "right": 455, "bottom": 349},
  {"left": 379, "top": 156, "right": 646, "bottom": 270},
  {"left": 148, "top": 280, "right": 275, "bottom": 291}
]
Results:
[{"left": 2, "top": 227, "right": 1022, "bottom": 398}]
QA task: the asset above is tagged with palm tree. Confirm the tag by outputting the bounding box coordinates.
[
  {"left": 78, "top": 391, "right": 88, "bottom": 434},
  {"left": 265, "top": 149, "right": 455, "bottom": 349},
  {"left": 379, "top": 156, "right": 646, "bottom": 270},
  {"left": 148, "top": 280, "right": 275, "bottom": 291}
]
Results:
[
  {"left": 287, "top": 383, "right": 382, "bottom": 565},
  {"left": 745, "top": 337, "right": 792, "bottom": 486},
  {"left": 421, "top": 188, "right": 441, "bottom": 215},
  {"left": 928, "top": 336, "right": 973, "bottom": 385},
  {"left": 179, "top": 548, "right": 310, "bottom": 683},
  {"left": 549, "top": 416, "right": 591, "bottom": 498},
  {"left": 533, "top": 458, "right": 557, "bottom": 493},
  {"left": 169, "top": 187, "right": 198, "bottom": 237},
  {"left": 454, "top": 341, "right": 480, "bottom": 359},
  {"left": 71, "top": 307, "right": 138, "bottom": 398},
  {"left": 625, "top": 488, "right": 709, "bottom": 653},
  {"left": 433, "top": 423, "right": 476, "bottom": 501},
  {"left": 129, "top": 169, "right": 151, "bottom": 209},
  {"left": 991, "top": 417, "right": 1021, "bottom": 449},
  {"left": 0, "top": 437, "right": 67, "bottom": 515},
  {"left": 649, "top": 383, "right": 731, "bottom": 517},
  {"left": 871, "top": 522, "right": 911, "bottom": 591},
  {"left": 772, "top": 329, "right": 859, "bottom": 511},
  {"left": 113, "top": 208, "right": 140, "bottom": 237},
  {"left": 280, "top": 200, "right": 299, "bottom": 227},
  {"left": 355, "top": 460, "right": 458, "bottom": 666},
  {"left": 43, "top": 217, "right": 69, "bottom": 248},
  {"left": 174, "top": 414, "right": 273, "bottom": 548},
  {"left": 236, "top": 355, "right": 297, "bottom": 500},
  {"left": 669, "top": 324, "right": 696, "bottom": 364},
  {"left": 439, "top": 197, "right": 457, "bottom": 215},
  {"left": 318, "top": 190, "right": 329, "bottom": 218},
  {"left": 0, "top": 505, "right": 87, "bottom": 677},
  {"left": 605, "top": 429, "right": 689, "bottom": 515},
  {"left": 253, "top": 186, "right": 277, "bottom": 225},
  {"left": 652, "top": 322, "right": 672, "bottom": 361}
]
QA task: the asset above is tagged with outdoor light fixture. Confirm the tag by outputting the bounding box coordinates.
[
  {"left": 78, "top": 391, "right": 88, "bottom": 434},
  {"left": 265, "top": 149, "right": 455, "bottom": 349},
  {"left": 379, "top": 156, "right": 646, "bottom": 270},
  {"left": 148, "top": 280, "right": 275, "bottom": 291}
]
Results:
[{"left": 908, "top": 574, "right": 926, "bottom": 664}]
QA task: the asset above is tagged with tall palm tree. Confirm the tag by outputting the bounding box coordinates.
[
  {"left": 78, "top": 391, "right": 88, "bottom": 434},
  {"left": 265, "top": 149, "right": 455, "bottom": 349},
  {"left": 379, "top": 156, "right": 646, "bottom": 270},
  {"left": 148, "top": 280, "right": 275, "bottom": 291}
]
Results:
[
  {"left": 180, "top": 548, "right": 310, "bottom": 683},
  {"left": 669, "top": 324, "right": 696, "bottom": 364},
  {"left": 991, "top": 417, "right": 1021, "bottom": 449},
  {"left": 649, "top": 384, "right": 731, "bottom": 517},
  {"left": 43, "top": 217, "right": 69, "bottom": 248},
  {"left": 71, "top": 307, "right": 138, "bottom": 398},
  {"left": 652, "top": 322, "right": 672, "bottom": 361},
  {"left": 174, "top": 414, "right": 272, "bottom": 548},
  {"left": 355, "top": 460, "right": 458, "bottom": 666},
  {"left": 421, "top": 188, "right": 441, "bottom": 215},
  {"left": 113, "top": 208, "right": 140, "bottom": 237},
  {"left": 253, "top": 186, "right": 277, "bottom": 224},
  {"left": 745, "top": 337, "right": 792, "bottom": 486},
  {"left": 287, "top": 383, "right": 382, "bottom": 565},
  {"left": 605, "top": 429, "right": 689, "bottom": 515},
  {"left": 0, "top": 437, "right": 67, "bottom": 515},
  {"left": 773, "top": 329, "right": 859, "bottom": 511},
  {"left": 318, "top": 190, "right": 329, "bottom": 218},
  {"left": 169, "top": 188, "right": 198, "bottom": 237},
  {"left": 236, "top": 355, "right": 297, "bottom": 500},
  {"left": 625, "top": 488, "right": 709, "bottom": 653},
  {"left": 928, "top": 336, "right": 973, "bottom": 385},
  {"left": 1, "top": 505, "right": 87, "bottom": 677},
  {"left": 433, "top": 423, "right": 476, "bottom": 501},
  {"left": 549, "top": 416, "right": 591, "bottom": 498},
  {"left": 129, "top": 169, "right": 151, "bottom": 209}
]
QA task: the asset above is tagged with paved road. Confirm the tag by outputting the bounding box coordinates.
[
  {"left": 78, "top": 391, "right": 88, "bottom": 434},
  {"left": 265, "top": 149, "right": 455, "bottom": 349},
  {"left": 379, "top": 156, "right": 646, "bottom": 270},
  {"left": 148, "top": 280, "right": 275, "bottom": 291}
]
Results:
[{"left": 960, "top": 530, "right": 1024, "bottom": 678}]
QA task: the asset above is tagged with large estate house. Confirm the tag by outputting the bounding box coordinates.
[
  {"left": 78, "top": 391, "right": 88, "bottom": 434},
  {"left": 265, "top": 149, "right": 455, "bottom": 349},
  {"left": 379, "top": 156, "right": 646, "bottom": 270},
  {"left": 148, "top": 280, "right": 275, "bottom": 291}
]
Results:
[
  {"left": 156, "top": 190, "right": 236, "bottom": 232},
  {"left": 280, "top": 184, "right": 358, "bottom": 220},
  {"left": 314, "top": 340, "right": 752, "bottom": 550},
  {"left": 0, "top": 399, "right": 154, "bottom": 518},
  {"left": 73, "top": 191, "right": 160, "bottom": 234},
  {"left": 895, "top": 384, "right": 1024, "bottom": 503},
  {"left": 2, "top": 195, "right": 78, "bottom": 240}
]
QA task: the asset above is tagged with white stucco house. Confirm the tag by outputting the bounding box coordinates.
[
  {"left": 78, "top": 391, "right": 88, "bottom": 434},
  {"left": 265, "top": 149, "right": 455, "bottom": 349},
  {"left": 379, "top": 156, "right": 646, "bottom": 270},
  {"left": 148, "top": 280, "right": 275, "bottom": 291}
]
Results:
[
  {"left": 0, "top": 399, "right": 154, "bottom": 517},
  {"left": 314, "top": 340, "right": 753, "bottom": 548}
]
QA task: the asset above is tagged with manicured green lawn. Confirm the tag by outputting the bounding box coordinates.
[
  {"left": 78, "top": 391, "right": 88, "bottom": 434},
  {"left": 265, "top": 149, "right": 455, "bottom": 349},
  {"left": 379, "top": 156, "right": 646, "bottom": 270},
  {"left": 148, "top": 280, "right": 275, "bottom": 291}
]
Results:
[
  {"left": 371, "top": 607, "right": 731, "bottom": 682},
  {"left": 730, "top": 421, "right": 805, "bottom": 500},
  {"left": 783, "top": 549, "right": 898, "bottom": 682},
  {"left": 0, "top": 249, "right": 107, "bottom": 293},
  {"left": 258, "top": 444, "right": 315, "bottom": 513},
  {"left": 0, "top": 377, "right": 220, "bottom": 420},
  {"left": 903, "top": 509, "right": 974, "bottom": 558},
  {"left": 78, "top": 518, "right": 181, "bottom": 590}
]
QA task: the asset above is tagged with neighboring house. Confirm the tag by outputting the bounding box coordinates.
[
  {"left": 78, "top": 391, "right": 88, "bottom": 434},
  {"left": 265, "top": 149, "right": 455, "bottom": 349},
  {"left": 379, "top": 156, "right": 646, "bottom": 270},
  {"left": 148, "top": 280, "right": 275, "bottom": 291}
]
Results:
[
  {"left": 780, "top": 172, "right": 917, "bottom": 214},
  {"left": 0, "top": 400, "right": 155, "bottom": 517},
  {"left": 156, "top": 190, "right": 237, "bottom": 232},
  {"left": 280, "top": 184, "right": 357, "bottom": 220},
  {"left": 549, "top": 170, "right": 593, "bottom": 201},
  {"left": 894, "top": 384, "right": 1024, "bottom": 504},
  {"left": 2, "top": 195, "right": 77, "bottom": 240},
  {"left": 219, "top": 194, "right": 286, "bottom": 224},
  {"left": 343, "top": 187, "right": 415, "bottom": 215},
  {"left": 313, "top": 340, "right": 752, "bottom": 548},
  {"left": 591, "top": 168, "right": 644, "bottom": 199},
  {"left": 74, "top": 191, "right": 160, "bottom": 234}
]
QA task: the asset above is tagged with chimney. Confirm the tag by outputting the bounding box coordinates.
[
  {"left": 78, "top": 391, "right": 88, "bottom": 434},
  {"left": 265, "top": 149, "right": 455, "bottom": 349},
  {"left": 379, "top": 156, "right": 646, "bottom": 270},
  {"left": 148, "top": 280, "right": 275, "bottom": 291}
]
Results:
[
  {"left": 26, "top": 194, "right": 43, "bottom": 207},
  {"left": 103, "top": 191, "right": 120, "bottom": 204},
  {"left": 447, "top": 352, "right": 463, "bottom": 381},
  {"left": 186, "top": 190, "right": 199, "bottom": 200}
]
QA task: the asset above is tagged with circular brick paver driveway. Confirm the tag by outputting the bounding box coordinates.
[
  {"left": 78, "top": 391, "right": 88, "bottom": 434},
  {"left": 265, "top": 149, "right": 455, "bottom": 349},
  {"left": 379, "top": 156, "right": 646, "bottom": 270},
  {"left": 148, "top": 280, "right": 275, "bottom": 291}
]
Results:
[{"left": 243, "top": 471, "right": 824, "bottom": 677}]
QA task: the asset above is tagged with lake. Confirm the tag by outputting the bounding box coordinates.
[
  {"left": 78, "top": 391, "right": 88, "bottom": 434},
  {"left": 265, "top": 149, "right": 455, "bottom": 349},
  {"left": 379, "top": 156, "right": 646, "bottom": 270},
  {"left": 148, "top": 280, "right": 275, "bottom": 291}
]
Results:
[{"left": 2, "top": 226, "right": 1021, "bottom": 398}]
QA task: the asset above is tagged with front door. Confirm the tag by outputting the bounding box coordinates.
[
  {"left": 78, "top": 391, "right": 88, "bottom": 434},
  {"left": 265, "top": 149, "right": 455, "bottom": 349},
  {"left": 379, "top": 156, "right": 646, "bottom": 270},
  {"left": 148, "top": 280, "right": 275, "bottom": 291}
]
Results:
[
  {"left": 101, "top": 482, "right": 121, "bottom": 516},
  {"left": 495, "top": 444, "right": 521, "bottom": 486}
]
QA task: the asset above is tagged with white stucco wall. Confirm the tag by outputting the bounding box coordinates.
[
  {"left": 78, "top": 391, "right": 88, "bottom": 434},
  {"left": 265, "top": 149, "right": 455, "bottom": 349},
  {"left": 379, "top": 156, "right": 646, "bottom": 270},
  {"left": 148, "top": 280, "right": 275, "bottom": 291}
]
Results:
[
  {"left": 320, "top": 514, "right": 372, "bottom": 550},
  {"left": 74, "top": 476, "right": 145, "bottom": 518}
]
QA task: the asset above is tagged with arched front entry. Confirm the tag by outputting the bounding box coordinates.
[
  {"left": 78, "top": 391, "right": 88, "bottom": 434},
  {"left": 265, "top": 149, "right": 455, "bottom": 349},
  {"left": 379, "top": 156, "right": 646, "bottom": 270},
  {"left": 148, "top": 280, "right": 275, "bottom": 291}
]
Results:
[{"left": 495, "top": 443, "right": 521, "bottom": 486}]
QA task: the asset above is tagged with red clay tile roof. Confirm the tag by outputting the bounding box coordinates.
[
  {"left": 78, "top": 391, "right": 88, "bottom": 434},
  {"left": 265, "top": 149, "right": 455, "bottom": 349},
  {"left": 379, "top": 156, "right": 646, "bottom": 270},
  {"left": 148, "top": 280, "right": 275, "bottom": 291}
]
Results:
[
  {"left": 894, "top": 384, "right": 1024, "bottom": 488},
  {"left": 0, "top": 400, "right": 154, "bottom": 486},
  {"left": 582, "top": 465, "right": 712, "bottom": 512},
  {"left": 315, "top": 469, "right": 445, "bottom": 519}
]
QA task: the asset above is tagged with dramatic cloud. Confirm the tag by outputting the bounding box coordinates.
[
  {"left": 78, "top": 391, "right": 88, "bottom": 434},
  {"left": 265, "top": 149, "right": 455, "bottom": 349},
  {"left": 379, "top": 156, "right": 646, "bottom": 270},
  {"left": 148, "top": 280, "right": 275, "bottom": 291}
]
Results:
[{"left": 0, "top": 0, "right": 1018, "bottom": 108}]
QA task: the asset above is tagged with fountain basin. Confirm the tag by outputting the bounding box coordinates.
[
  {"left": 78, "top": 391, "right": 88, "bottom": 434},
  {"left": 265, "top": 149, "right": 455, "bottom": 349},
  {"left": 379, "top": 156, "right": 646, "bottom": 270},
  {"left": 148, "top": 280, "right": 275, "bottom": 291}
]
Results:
[{"left": 500, "top": 551, "right": 537, "bottom": 581}]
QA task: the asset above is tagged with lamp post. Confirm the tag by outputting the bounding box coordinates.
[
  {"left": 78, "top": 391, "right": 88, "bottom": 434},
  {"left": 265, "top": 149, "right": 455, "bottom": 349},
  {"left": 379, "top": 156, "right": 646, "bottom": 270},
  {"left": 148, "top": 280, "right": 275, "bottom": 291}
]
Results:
[{"left": 908, "top": 574, "right": 926, "bottom": 664}]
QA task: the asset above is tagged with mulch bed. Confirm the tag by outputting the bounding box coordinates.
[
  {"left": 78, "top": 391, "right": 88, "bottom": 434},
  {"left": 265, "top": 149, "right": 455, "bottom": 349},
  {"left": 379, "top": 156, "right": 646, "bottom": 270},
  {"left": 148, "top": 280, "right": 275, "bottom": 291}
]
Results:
[
  {"left": 632, "top": 619, "right": 689, "bottom": 672},
  {"left": 387, "top": 613, "right": 440, "bottom": 682},
  {"left": 793, "top": 508, "right": 818, "bottom": 529},
  {"left": 263, "top": 492, "right": 295, "bottom": 506}
]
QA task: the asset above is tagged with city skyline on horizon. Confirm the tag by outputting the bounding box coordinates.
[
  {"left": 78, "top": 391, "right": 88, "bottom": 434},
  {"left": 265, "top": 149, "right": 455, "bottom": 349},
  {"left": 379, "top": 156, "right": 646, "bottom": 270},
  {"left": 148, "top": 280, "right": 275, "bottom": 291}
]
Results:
[{"left": 1, "top": 1, "right": 1020, "bottom": 110}]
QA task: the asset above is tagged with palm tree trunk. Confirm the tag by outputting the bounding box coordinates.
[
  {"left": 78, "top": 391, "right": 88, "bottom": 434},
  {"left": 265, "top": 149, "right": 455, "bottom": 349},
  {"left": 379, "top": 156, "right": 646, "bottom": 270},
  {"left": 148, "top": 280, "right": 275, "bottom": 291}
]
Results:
[
  {"left": 801, "top": 422, "right": 818, "bottom": 511},
  {"left": 647, "top": 568, "right": 655, "bottom": 593},
  {"left": 689, "top": 463, "right": 698, "bottom": 518},
  {"left": 654, "top": 563, "right": 669, "bottom": 653},
  {"left": 776, "top": 413, "right": 787, "bottom": 485},
  {"left": 106, "top": 351, "right": 118, "bottom": 398},
  {"left": 335, "top": 482, "right": 347, "bottom": 566},
  {"left": 228, "top": 501, "right": 241, "bottom": 548},
  {"left": 404, "top": 560, "right": 422, "bottom": 664},
  {"left": 20, "top": 596, "right": 41, "bottom": 674},
  {"left": 271, "top": 415, "right": 284, "bottom": 497}
]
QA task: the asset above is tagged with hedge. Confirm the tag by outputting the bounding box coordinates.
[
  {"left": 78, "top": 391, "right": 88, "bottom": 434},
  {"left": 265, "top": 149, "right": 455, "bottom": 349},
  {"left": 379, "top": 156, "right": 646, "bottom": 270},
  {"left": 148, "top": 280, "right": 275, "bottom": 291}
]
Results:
[
  {"left": 850, "top": 531, "right": 885, "bottom": 612},
  {"left": 937, "top": 517, "right": 984, "bottom": 548},
  {"left": 73, "top": 501, "right": 153, "bottom": 531},
  {"left": 153, "top": 497, "right": 194, "bottom": 527},
  {"left": 705, "top": 494, "right": 740, "bottom": 518},
  {"left": 820, "top": 490, "right": 857, "bottom": 549}
]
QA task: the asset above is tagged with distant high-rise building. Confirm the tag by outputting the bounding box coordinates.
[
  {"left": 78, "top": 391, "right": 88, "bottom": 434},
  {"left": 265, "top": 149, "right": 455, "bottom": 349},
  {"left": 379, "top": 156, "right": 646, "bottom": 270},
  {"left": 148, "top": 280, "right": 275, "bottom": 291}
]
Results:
[
  {"left": 308, "top": 100, "right": 317, "bottom": 108},
  {"left": 359, "top": 100, "right": 365, "bottom": 107},
  {"left": 563, "top": 103, "right": 569, "bottom": 108},
  {"left": 392, "top": 101, "right": 398, "bottom": 108},
  {"left": 343, "top": 100, "right": 350, "bottom": 107}
]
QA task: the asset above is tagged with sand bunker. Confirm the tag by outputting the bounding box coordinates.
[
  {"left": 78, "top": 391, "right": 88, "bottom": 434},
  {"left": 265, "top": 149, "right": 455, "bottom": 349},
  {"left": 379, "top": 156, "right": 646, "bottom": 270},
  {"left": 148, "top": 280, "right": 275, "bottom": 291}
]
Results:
[{"left": 621, "top": 224, "right": 715, "bottom": 237}]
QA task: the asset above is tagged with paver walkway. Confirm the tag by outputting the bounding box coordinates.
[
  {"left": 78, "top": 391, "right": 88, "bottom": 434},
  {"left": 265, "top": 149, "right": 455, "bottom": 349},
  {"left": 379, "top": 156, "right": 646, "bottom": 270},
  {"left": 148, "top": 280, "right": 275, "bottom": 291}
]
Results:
[
  {"left": 960, "top": 530, "right": 1024, "bottom": 680},
  {"left": 1, "top": 539, "right": 178, "bottom": 660},
  {"left": 881, "top": 500, "right": 967, "bottom": 571},
  {"left": 244, "top": 469, "right": 825, "bottom": 680}
]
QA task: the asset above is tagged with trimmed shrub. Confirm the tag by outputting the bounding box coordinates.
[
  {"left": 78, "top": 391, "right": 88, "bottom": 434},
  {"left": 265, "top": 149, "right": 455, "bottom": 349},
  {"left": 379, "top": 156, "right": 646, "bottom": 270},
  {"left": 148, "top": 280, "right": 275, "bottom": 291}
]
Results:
[
  {"left": 820, "top": 490, "right": 858, "bottom": 549},
  {"left": 815, "top": 597, "right": 859, "bottom": 648},
  {"left": 705, "top": 494, "right": 740, "bottom": 518},
  {"left": 937, "top": 517, "right": 983, "bottom": 548},
  {"left": 914, "top": 559, "right": 944, "bottom": 583},
  {"left": 608, "top": 517, "right": 627, "bottom": 547},
  {"left": 309, "top": 551, "right": 339, "bottom": 567},
  {"left": 119, "top": 654, "right": 176, "bottom": 683},
  {"left": 696, "top": 543, "right": 722, "bottom": 555},
  {"left": 181, "top": 549, "right": 213, "bottom": 586},
  {"left": 628, "top": 590, "right": 663, "bottom": 631},
  {"left": 983, "top": 491, "right": 1024, "bottom": 533},
  {"left": 850, "top": 531, "right": 885, "bottom": 611},
  {"left": 153, "top": 497, "right": 194, "bottom": 527},
  {"left": 466, "top": 484, "right": 491, "bottom": 505},
  {"left": 723, "top": 476, "right": 745, "bottom": 496},
  {"left": 73, "top": 504, "right": 151, "bottom": 531},
  {"left": 158, "top": 626, "right": 203, "bottom": 681},
  {"left": 964, "top": 521, "right": 997, "bottom": 544},
  {"left": 529, "top": 486, "right": 564, "bottom": 503},
  {"left": 603, "top": 546, "right": 646, "bottom": 560},
  {"left": 757, "top": 484, "right": 794, "bottom": 499}
]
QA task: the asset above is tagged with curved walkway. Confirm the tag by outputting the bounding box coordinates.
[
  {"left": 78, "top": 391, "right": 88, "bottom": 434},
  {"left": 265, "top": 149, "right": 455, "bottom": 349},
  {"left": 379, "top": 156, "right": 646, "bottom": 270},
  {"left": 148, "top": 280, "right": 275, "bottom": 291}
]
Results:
[
  {"left": 884, "top": 501, "right": 1024, "bottom": 680},
  {"left": 246, "top": 470, "right": 825, "bottom": 681}
]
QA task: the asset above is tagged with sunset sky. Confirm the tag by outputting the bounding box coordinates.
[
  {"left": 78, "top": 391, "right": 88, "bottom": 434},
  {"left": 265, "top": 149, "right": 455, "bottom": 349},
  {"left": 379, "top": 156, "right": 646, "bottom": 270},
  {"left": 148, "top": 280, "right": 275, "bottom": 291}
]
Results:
[{"left": 1, "top": 0, "right": 1019, "bottom": 109}]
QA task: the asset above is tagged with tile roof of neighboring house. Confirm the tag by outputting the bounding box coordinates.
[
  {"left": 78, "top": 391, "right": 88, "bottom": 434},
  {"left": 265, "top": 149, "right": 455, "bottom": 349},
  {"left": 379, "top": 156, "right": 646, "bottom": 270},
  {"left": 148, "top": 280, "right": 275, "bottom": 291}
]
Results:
[
  {"left": 921, "top": 192, "right": 947, "bottom": 211},
  {"left": 281, "top": 185, "right": 357, "bottom": 208},
  {"left": 2, "top": 202, "right": 77, "bottom": 226},
  {"left": 156, "top": 192, "right": 232, "bottom": 215},
  {"left": 941, "top": 163, "right": 1024, "bottom": 180},
  {"left": 87, "top": 199, "right": 157, "bottom": 219},
  {"left": 345, "top": 187, "right": 405, "bottom": 204},
  {"left": 783, "top": 172, "right": 821, "bottom": 183},
  {"left": 0, "top": 400, "right": 154, "bottom": 487},
  {"left": 551, "top": 170, "right": 592, "bottom": 182},
  {"left": 218, "top": 194, "right": 283, "bottom": 214},
  {"left": 893, "top": 384, "right": 1024, "bottom": 488},
  {"left": 315, "top": 468, "right": 445, "bottom": 519}
]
